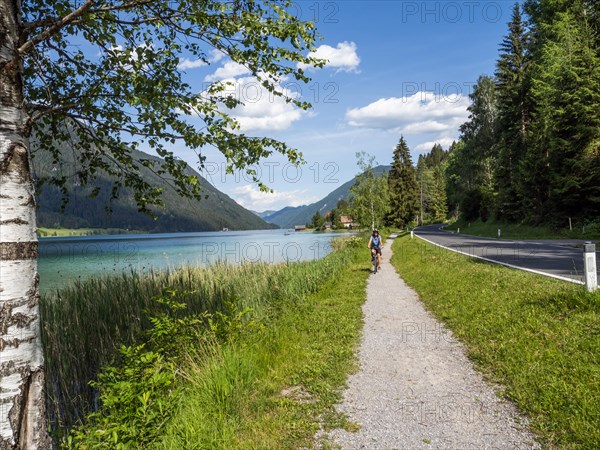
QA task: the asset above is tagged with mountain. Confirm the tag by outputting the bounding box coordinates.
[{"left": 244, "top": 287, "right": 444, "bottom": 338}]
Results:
[
  {"left": 260, "top": 205, "right": 306, "bottom": 228},
  {"left": 32, "top": 142, "right": 276, "bottom": 233},
  {"left": 251, "top": 209, "right": 279, "bottom": 219},
  {"left": 263, "top": 165, "right": 390, "bottom": 229}
]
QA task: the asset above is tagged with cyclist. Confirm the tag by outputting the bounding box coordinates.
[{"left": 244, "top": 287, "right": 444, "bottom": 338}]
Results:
[{"left": 367, "top": 229, "right": 383, "bottom": 270}]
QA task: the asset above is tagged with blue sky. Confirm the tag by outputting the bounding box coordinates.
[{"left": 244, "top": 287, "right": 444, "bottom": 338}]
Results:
[{"left": 171, "top": 1, "right": 516, "bottom": 212}]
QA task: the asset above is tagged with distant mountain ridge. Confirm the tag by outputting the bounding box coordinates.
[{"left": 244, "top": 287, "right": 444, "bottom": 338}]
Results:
[
  {"left": 262, "top": 165, "right": 390, "bottom": 229},
  {"left": 251, "top": 209, "right": 282, "bottom": 219},
  {"left": 32, "top": 142, "right": 276, "bottom": 233}
]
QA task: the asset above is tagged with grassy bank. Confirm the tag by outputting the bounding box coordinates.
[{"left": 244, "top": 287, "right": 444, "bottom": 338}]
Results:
[
  {"left": 391, "top": 235, "right": 600, "bottom": 449},
  {"left": 37, "top": 227, "right": 140, "bottom": 237},
  {"left": 158, "top": 238, "right": 369, "bottom": 448},
  {"left": 445, "top": 219, "right": 600, "bottom": 240},
  {"left": 42, "top": 235, "right": 372, "bottom": 446}
]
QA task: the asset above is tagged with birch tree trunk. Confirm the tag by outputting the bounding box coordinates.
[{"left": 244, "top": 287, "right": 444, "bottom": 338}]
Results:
[{"left": 1, "top": 0, "right": 51, "bottom": 448}]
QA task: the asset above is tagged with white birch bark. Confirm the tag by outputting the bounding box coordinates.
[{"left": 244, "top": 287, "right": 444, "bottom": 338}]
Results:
[{"left": 1, "top": 0, "right": 51, "bottom": 447}]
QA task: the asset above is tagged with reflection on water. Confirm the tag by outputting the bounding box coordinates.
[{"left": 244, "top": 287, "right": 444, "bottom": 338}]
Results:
[{"left": 38, "top": 229, "right": 344, "bottom": 292}]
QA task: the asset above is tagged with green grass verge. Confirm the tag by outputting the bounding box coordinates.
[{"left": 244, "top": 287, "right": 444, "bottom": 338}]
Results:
[
  {"left": 445, "top": 219, "right": 600, "bottom": 240},
  {"left": 391, "top": 235, "right": 600, "bottom": 449},
  {"left": 37, "top": 227, "right": 140, "bottom": 237},
  {"left": 157, "top": 237, "right": 369, "bottom": 449}
]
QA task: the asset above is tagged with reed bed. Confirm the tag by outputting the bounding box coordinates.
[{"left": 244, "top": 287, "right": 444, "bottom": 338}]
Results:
[{"left": 40, "top": 237, "right": 359, "bottom": 433}]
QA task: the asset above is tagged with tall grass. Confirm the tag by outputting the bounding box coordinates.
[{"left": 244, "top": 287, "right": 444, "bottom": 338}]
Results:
[
  {"left": 40, "top": 237, "right": 360, "bottom": 433},
  {"left": 158, "top": 235, "right": 370, "bottom": 448}
]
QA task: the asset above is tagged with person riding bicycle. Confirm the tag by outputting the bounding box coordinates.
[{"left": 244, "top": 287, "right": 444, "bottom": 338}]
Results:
[{"left": 367, "top": 229, "right": 383, "bottom": 269}]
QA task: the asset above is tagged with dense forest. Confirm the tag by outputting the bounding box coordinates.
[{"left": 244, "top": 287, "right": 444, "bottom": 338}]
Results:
[
  {"left": 445, "top": 0, "right": 600, "bottom": 227},
  {"left": 376, "top": 1, "right": 599, "bottom": 230}
]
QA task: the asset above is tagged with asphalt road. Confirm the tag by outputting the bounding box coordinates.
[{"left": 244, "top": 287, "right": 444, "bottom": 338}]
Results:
[{"left": 413, "top": 224, "right": 599, "bottom": 284}]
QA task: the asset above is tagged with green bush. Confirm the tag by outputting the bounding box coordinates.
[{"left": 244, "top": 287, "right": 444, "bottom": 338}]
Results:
[{"left": 63, "top": 290, "right": 205, "bottom": 448}]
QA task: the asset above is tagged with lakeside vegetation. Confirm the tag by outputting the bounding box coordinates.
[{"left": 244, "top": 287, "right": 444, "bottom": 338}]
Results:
[
  {"left": 37, "top": 227, "right": 142, "bottom": 237},
  {"left": 444, "top": 219, "right": 600, "bottom": 241},
  {"left": 40, "top": 235, "right": 372, "bottom": 447},
  {"left": 391, "top": 235, "right": 600, "bottom": 449}
]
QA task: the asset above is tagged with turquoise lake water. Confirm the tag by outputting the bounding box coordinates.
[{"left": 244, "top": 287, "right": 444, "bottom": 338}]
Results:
[{"left": 38, "top": 229, "right": 344, "bottom": 293}]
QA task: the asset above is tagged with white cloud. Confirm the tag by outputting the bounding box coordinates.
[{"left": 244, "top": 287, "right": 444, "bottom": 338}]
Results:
[
  {"left": 401, "top": 120, "right": 453, "bottom": 134},
  {"left": 209, "top": 49, "right": 226, "bottom": 63},
  {"left": 204, "top": 61, "right": 251, "bottom": 82},
  {"left": 204, "top": 76, "right": 304, "bottom": 132},
  {"left": 189, "top": 58, "right": 305, "bottom": 132},
  {"left": 179, "top": 49, "right": 226, "bottom": 70},
  {"left": 108, "top": 44, "right": 123, "bottom": 54},
  {"left": 346, "top": 91, "right": 469, "bottom": 132},
  {"left": 346, "top": 91, "right": 468, "bottom": 155},
  {"left": 299, "top": 41, "right": 360, "bottom": 73},
  {"left": 177, "top": 58, "right": 207, "bottom": 70},
  {"left": 414, "top": 137, "right": 457, "bottom": 152},
  {"left": 105, "top": 44, "right": 151, "bottom": 71},
  {"left": 231, "top": 184, "right": 316, "bottom": 211}
]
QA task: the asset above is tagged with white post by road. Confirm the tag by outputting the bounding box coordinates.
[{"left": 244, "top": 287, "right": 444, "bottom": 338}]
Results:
[
  {"left": 583, "top": 243, "right": 597, "bottom": 292},
  {"left": 411, "top": 230, "right": 414, "bottom": 239}
]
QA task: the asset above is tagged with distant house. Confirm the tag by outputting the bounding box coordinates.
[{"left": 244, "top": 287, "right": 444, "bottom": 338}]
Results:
[
  {"left": 323, "top": 221, "right": 333, "bottom": 231},
  {"left": 294, "top": 225, "right": 306, "bottom": 232},
  {"left": 339, "top": 216, "right": 357, "bottom": 229}
]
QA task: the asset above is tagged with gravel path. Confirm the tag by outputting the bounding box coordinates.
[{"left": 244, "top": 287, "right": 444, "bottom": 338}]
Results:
[{"left": 328, "top": 233, "right": 540, "bottom": 450}]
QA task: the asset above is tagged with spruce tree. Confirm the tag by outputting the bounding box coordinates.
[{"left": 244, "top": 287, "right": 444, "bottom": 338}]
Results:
[
  {"left": 495, "top": 3, "right": 531, "bottom": 221},
  {"left": 311, "top": 210, "right": 325, "bottom": 229},
  {"left": 524, "top": 1, "right": 600, "bottom": 222},
  {"left": 455, "top": 76, "right": 497, "bottom": 221},
  {"left": 386, "top": 137, "right": 419, "bottom": 227},
  {"left": 416, "top": 145, "right": 449, "bottom": 224},
  {"left": 430, "top": 164, "right": 449, "bottom": 223}
]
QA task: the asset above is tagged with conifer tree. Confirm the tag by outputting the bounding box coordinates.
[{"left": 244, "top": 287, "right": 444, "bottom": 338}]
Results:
[
  {"left": 446, "top": 0, "right": 600, "bottom": 226},
  {"left": 454, "top": 76, "right": 497, "bottom": 221},
  {"left": 524, "top": 0, "right": 600, "bottom": 222},
  {"left": 386, "top": 137, "right": 419, "bottom": 227},
  {"left": 416, "top": 145, "right": 448, "bottom": 224},
  {"left": 495, "top": 3, "right": 531, "bottom": 220}
]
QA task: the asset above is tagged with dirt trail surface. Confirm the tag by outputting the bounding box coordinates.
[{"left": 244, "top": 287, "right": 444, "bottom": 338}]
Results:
[{"left": 328, "top": 233, "right": 539, "bottom": 450}]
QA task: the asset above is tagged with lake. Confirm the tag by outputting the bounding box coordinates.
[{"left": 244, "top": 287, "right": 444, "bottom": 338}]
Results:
[{"left": 38, "top": 229, "right": 345, "bottom": 293}]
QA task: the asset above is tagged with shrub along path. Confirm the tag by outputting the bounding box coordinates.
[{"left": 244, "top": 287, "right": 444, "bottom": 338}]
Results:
[{"left": 328, "top": 233, "right": 539, "bottom": 449}]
